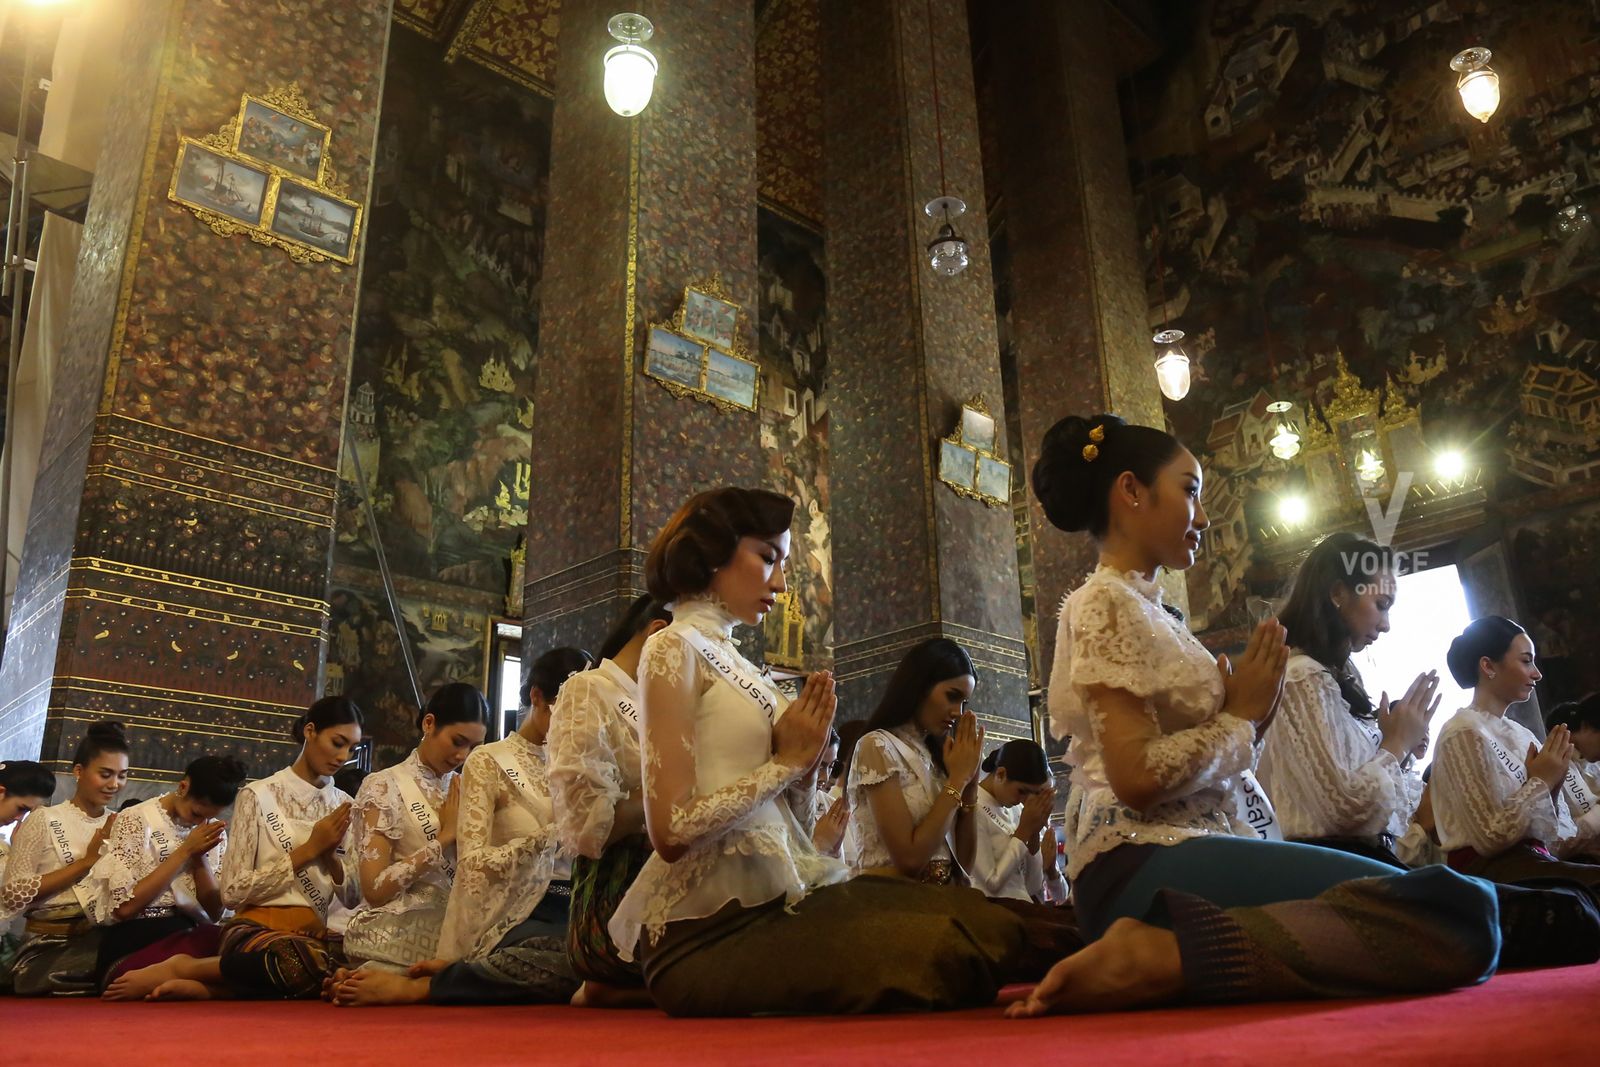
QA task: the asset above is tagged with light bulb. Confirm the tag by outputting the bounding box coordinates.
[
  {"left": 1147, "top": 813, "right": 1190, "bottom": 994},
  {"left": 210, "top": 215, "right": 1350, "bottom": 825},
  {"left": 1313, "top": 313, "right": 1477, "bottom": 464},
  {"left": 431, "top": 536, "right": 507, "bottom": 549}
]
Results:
[
  {"left": 1266, "top": 401, "right": 1299, "bottom": 459},
  {"left": 1356, "top": 448, "right": 1385, "bottom": 483},
  {"left": 927, "top": 224, "right": 970, "bottom": 276},
  {"left": 1152, "top": 329, "right": 1191, "bottom": 401},
  {"left": 1435, "top": 450, "right": 1466, "bottom": 481},
  {"left": 1451, "top": 48, "right": 1500, "bottom": 124},
  {"left": 1278, "top": 495, "right": 1310, "bottom": 526},
  {"left": 603, "top": 14, "right": 658, "bottom": 117}
]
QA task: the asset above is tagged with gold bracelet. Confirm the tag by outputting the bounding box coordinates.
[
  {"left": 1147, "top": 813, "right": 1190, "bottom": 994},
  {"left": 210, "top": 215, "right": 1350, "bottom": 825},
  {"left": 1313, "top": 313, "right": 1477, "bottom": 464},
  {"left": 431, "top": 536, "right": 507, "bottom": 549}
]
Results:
[
  {"left": 942, "top": 784, "right": 962, "bottom": 803},
  {"left": 959, "top": 801, "right": 977, "bottom": 813}
]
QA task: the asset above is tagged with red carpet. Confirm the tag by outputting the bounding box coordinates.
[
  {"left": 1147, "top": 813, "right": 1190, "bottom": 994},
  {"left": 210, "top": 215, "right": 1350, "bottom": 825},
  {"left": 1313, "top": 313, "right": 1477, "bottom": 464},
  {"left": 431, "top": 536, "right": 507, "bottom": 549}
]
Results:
[{"left": 8, "top": 965, "right": 1595, "bottom": 1066}]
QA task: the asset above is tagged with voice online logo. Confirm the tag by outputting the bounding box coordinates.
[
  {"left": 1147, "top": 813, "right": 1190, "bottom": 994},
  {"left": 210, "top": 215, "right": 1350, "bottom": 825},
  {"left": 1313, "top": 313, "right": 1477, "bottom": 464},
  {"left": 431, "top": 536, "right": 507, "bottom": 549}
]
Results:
[{"left": 1348, "top": 471, "right": 1428, "bottom": 595}]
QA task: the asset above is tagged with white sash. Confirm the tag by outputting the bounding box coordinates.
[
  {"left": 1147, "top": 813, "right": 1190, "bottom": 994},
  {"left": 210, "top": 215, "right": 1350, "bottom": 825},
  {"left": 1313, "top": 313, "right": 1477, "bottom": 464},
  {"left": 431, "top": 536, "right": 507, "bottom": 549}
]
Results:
[
  {"left": 45, "top": 813, "right": 94, "bottom": 912},
  {"left": 489, "top": 744, "right": 538, "bottom": 797},
  {"left": 147, "top": 809, "right": 201, "bottom": 913},
  {"left": 395, "top": 772, "right": 456, "bottom": 881},
  {"left": 677, "top": 627, "right": 779, "bottom": 723},
  {"left": 1481, "top": 728, "right": 1597, "bottom": 823},
  {"left": 1480, "top": 732, "right": 1528, "bottom": 786},
  {"left": 1234, "top": 769, "right": 1284, "bottom": 842},
  {"left": 250, "top": 781, "right": 336, "bottom": 917},
  {"left": 589, "top": 667, "right": 643, "bottom": 738},
  {"left": 875, "top": 729, "right": 962, "bottom": 866},
  {"left": 978, "top": 794, "right": 1016, "bottom": 836}
]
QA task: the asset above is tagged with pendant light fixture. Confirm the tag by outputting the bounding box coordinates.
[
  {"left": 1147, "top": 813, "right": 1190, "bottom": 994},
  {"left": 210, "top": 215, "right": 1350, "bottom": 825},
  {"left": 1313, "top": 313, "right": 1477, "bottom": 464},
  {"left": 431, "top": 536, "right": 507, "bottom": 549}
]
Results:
[
  {"left": 1265, "top": 400, "right": 1301, "bottom": 460},
  {"left": 1450, "top": 47, "right": 1500, "bottom": 124},
  {"left": 603, "top": 13, "right": 658, "bottom": 117},
  {"left": 919, "top": 0, "right": 968, "bottom": 276},
  {"left": 1152, "top": 330, "right": 1192, "bottom": 402},
  {"left": 1548, "top": 172, "right": 1593, "bottom": 242}
]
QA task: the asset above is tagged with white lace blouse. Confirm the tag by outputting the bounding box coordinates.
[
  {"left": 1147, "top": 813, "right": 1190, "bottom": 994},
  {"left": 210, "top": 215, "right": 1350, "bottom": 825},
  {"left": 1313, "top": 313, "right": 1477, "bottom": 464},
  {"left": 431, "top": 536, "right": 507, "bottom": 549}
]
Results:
[
  {"left": 970, "top": 787, "right": 1045, "bottom": 901},
  {"left": 343, "top": 750, "right": 458, "bottom": 967},
  {"left": 0, "top": 801, "right": 109, "bottom": 923},
  {"left": 1257, "top": 654, "right": 1422, "bottom": 842},
  {"left": 608, "top": 599, "right": 846, "bottom": 958},
  {"left": 844, "top": 725, "right": 952, "bottom": 873},
  {"left": 436, "top": 732, "right": 560, "bottom": 962},
  {"left": 218, "top": 766, "right": 358, "bottom": 918},
  {"left": 85, "top": 796, "right": 225, "bottom": 924},
  {"left": 548, "top": 659, "right": 642, "bottom": 860},
  {"left": 1050, "top": 565, "right": 1257, "bottom": 880},
  {"left": 1433, "top": 706, "right": 1600, "bottom": 857}
]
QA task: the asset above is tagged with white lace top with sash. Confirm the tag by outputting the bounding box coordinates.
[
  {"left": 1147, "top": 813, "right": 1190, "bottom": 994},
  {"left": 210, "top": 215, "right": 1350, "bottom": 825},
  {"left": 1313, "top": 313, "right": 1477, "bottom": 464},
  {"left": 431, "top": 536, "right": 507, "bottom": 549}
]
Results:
[
  {"left": 85, "top": 795, "right": 225, "bottom": 924},
  {"left": 1257, "top": 653, "right": 1423, "bottom": 843},
  {"left": 969, "top": 786, "right": 1046, "bottom": 901},
  {"left": 845, "top": 724, "right": 954, "bottom": 874},
  {"left": 547, "top": 658, "right": 643, "bottom": 860},
  {"left": 436, "top": 732, "right": 562, "bottom": 962},
  {"left": 218, "top": 765, "right": 358, "bottom": 920},
  {"left": 0, "top": 801, "right": 110, "bottom": 923},
  {"left": 607, "top": 598, "right": 846, "bottom": 958},
  {"left": 1433, "top": 706, "right": 1600, "bottom": 857},
  {"left": 1051, "top": 565, "right": 1266, "bottom": 880},
  {"left": 343, "top": 749, "right": 459, "bottom": 969}
]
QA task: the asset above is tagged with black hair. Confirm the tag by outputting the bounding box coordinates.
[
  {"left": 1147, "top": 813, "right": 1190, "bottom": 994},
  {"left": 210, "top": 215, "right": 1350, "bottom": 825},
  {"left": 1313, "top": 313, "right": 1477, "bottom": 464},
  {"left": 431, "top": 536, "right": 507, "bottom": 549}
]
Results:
[
  {"left": 597, "top": 594, "right": 673, "bottom": 663},
  {"left": 291, "top": 696, "right": 365, "bottom": 743},
  {"left": 523, "top": 646, "right": 594, "bottom": 706},
  {"left": 863, "top": 638, "right": 977, "bottom": 774},
  {"left": 1446, "top": 616, "right": 1528, "bottom": 689},
  {"left": 1031, "top": 414, "right": 1185, "bottom": 538},
  {"left": 981, "top": 739, "right": 1051, "bottom": 785},
  {"left": 333, "top": 765, "right": 369, "bottom": 797},
  {"left": 418, "top": 682, "right": 492, "bottom": 731},
  {"left": 1279, "top": 532, "right": 1395, "bottom": 719},
  {"left": 1548, "top": 693, "right": 1600, "bottom": 733},
  {"left": 72, "top": 720, "right": 129, "bottom": 768},
  {"left": 645, "top": 487, "right": 795, "bottom": 603},
  {"left": 0, "top": 760, "right": 55, "bottom": 800},
  {"left": 184, "top": 755, "right": 249, "bottom": 806}
]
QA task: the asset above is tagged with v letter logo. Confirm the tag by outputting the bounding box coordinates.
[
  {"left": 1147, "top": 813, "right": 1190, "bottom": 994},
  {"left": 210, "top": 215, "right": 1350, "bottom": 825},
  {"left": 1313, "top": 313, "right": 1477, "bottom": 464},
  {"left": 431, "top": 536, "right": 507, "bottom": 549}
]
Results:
[{"left": 1362, "top": 471, "right": 1414, "bottom": 547}]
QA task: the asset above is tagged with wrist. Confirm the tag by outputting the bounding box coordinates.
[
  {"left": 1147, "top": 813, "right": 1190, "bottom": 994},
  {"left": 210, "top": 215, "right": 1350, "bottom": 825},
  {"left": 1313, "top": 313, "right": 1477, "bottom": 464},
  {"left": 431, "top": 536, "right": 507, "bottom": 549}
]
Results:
[{"left": 961, "top": 780, "right": 979, "bottom": 801}]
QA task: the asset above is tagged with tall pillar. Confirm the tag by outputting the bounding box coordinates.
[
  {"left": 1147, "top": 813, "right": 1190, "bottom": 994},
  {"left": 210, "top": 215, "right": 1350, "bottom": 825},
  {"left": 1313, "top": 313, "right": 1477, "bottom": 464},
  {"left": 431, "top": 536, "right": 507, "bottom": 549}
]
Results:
[
  {"left": 523, "top": 0, "right": 762, "bottom": 655},
  {"left": 0, "top": 0, "right": 390, "bottom": 775},
  {"left": 990, "top": 0, "right": 1170, "bottom": 680},
  {"left": 822, "top": 0, "right": 1030, "bottom": 739}
]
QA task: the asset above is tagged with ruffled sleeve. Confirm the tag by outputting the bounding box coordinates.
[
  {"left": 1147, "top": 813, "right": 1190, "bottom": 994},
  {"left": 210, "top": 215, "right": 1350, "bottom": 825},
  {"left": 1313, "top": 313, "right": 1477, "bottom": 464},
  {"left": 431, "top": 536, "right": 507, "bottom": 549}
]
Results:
[
  {"left": 0, "top": 808, "right": 49, "bottom": 921},
  {"left": 219, "top": 786, "right": 295, "bottom": 912},
  {"left": 849, "top": 733, "right": 906, "bottom": 791},
  {"left": 1065, "top": 577, "right": 1181, "bottom": 699},
  {"left": 352, "top": 773, "right": 445, "bottom": 900},
  {"left": 1435, "top": 725, "right": 1559, "bottom": 856},
  {"left": 85, "top": 805, "right": 154, "bottom": 924},
  {"left": 548, "top": 670, "right": 629, "bottom": 859}
]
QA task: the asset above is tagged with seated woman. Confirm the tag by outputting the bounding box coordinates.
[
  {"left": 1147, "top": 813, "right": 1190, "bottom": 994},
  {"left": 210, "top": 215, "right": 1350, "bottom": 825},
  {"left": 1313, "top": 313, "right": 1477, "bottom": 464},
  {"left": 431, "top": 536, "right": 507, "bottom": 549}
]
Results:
[
  {"left": 1009, "top": 415, "right": 1499, "bottom": 1017},
  {"left": 106, "top": 697, "right": 364, "bottom": 1001},
  {"left": 342, "top": 683, "right": 488, "bottom": 972},
  {"left": 1433, "top": 617, "right": 1600, "bottom": 883},
  {"left": 3, "top": 721, "right": 128, "bottom": 995},
  {"left": 609, "top": 487, "right": 1080, "bottom": 1016},
  {"left": 807, "top": 729, "right": 850, "bottom": 859},
  {"left": 547, "top": 594, "right": 670, "bottom": 1005},
  {"left": 1256, "top": 532, "right": 1436, "bottom": 866},
  {"left": 971, "top": 741, "right": 1056, "bottom": 903},
  {"left": 0, "top": 760, "right": 58, "bottom": 991},
  {"left": 87, "top": 756, "right": 245, "bottom": 993},
  {"left": 1547, "top": 694, "right": 1600, "bottom": 797},
  {"left": 334, "top": 647, "right": 592, "bottom": 1007},
  {"left": 846, "top": 639, "right": 984, "bottom": 883}
]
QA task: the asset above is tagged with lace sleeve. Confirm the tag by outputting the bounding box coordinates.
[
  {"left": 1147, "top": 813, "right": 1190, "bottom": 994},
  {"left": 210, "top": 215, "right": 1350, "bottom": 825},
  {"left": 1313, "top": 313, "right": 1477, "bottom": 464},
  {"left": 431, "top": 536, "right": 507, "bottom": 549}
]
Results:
[
  {"left": 849, "top": 735, "right": 904, "bottom": 790},
  {"left": 548, "top": 672, "right": 626, "bottom": 859},
  {"left": 353, "top": 776, "right": 443, "bottom": 901},
  {"left": 1436, "top": 727, "right": 1557, "bottom": 856},
  {"left": 456, "top": 750, "right": 551, "bottom": 880},
  {"left": 641, "top": 629, "right": 800, "bottom": 855},
  {"left": 1116, "top": 708, "right": 1257, "bottom": 797},
  {"left": 1067, "top": 580, "right": 1177, "bottom": 699},
  {"left": 0, "top": 808, "right": 49, "bottom": 920},
  {"left": 86, "top": 806, "right": 154, "bottom": 924},
  {"left": 1269, "top": 667, "right": 1411, "bottom": 836},
  {"left": 219, "top": 787, "right": 295, "bottom": 911}
]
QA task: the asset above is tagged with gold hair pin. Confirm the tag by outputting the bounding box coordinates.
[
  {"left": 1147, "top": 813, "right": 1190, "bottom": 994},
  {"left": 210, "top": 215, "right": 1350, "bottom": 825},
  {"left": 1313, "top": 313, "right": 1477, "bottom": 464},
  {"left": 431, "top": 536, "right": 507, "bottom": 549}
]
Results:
[{"left": 1082, "top": 423, "right": 1105, "bottom": 462}]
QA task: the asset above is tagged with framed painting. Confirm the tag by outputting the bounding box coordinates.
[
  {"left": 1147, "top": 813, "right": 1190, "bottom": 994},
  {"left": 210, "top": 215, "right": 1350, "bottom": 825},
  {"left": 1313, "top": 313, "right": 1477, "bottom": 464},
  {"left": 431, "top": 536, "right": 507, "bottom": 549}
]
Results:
[
  {"left": 644, "top": 327, "right": 706, "bottom": 389},
  {"left": 234, "top": 94, "right": 332, "bottom": 182},
  {"left": 267, "top": 178, "right": 362, "bottom": 263},
  {"left": 168, "top": 140, "right": 271, "bottom": 227}
]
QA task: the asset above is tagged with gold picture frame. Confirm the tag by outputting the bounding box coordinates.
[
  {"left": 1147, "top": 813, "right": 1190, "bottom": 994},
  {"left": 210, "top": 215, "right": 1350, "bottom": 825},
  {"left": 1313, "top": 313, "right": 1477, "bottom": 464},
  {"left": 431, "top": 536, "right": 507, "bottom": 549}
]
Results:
[
  {"left": 938, "top": 395, "right": 1012, "bottom": 507},
  {"left": 267, "top": 178, "right": 362, "bottom": 264},
  {"left": 169, "top": 139, "right": 272, "bottom": 229},
  {"left": 232, "top": 93, "right": 332, "bottom": 184},
  {"left": 643, "top": 274, "right": 761, "bottom": 414}
]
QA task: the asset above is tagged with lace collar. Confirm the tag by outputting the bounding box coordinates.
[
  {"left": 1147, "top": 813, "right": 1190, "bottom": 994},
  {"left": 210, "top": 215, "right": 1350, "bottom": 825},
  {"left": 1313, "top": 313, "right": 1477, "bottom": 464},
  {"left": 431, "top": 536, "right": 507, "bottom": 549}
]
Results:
[
  {"left": 1094, "top": 563, "right": 1164, "bottom": 604},
  {"left": 671, "top": 596, "right": 739, "bottom": 642},
  {"left": 403, "top": 747, "right": 449, "bottom": 784}
]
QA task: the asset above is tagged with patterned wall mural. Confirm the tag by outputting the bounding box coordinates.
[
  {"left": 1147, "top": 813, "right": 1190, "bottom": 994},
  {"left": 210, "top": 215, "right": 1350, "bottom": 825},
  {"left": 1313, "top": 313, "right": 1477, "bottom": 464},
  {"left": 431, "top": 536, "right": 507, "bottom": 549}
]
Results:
[{"left": 1127, "top": 0, "right": 1600, "bottom": 702}]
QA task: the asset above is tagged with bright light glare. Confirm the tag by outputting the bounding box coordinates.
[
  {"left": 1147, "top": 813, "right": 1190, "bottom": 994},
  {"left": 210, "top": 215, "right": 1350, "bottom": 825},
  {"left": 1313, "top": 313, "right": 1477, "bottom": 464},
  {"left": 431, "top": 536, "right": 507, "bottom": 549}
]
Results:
[
  {"left": 1277, "top": 495, "right": 1309, "bottom": 525},
  {"left": 1435, "top": 450, "right": 1467, "bottom": 480}
]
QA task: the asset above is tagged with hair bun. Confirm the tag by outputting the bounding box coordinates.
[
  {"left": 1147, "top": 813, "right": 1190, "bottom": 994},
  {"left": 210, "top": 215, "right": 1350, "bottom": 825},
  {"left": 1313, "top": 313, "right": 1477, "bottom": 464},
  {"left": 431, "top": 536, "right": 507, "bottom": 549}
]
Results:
[
  {"left": 1032, "top": 414, "right": 1126, "bottom": 533},
  {"left": 219, "top": 755, "right": 250, "bottom": 784},
  {"left": 87, "top": 721, "right": 128, "bottom": 744}
]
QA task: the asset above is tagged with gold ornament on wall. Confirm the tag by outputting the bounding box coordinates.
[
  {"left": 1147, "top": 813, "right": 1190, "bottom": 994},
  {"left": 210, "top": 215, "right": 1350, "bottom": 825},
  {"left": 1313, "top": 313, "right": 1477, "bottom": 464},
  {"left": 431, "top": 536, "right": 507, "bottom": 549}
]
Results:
[
  {"left": 167, "top": 83, "right": 364, "bottom": 265},
  {"left": 641, "top": 273, "right": 761, "bottom": 414},
  {"left": 937, "top": 395, "right": 1012, "bottom": 507}
]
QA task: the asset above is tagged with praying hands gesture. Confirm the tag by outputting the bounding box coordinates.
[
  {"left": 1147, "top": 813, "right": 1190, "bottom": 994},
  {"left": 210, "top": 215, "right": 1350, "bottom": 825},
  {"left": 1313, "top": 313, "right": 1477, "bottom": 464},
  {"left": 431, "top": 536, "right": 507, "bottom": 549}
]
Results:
[
  {"left": 774, "top": 670, "right": 837, "bottom": 772},
  {"left": 811, "top": 796, "right": 850, "bottom": 857},
  {"left": 1015, "top": 788, "right": 1057, "bottom": 852},
  {"left": 1527, "top": 724, "right": 1575, "bottom": 795},
  {"left": 306, "top": 802, "right": 352, "bottom": 858},
  {"left": 1219, "top": 618, "right": 1289, "bottom": 738},
  {"left": 943, "top": 710, "right": 986, "bottom": 788},
  {"left": 182, "top": 818, "right": 227, "bottom": 860},
  {"left": 1378, "top": 671, "right": 1442, "bottom": 761}
]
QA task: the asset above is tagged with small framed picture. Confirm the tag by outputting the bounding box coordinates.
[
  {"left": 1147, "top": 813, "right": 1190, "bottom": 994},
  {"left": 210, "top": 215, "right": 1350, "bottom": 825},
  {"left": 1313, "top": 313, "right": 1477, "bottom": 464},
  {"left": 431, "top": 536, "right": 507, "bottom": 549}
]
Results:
[
  {"left": 976, "top": 453, "right": 1012, "bottom": 501},
  {"left": 169, "top": 140, "right": 271, "bottom": 227},
  {"left": 939, "top": 440, "right": 977, "bottom": 490},
  {"left": 267, "top": 178, "right": 362, "bottom": 263},
  {"left": 234, "top": 95, "right": 332, "bottom": 182},
  {"left": 704, "top": 348, "right": 760, "bottom": 411},
  {"left": 961, "top": 406, "right": 997, "bottom": 453},
  {"left": 681, "top": 288, "right": 740, "bottom": 352},
  {"left": 645, "top": 327, "right": 706, "bottom": 389}
]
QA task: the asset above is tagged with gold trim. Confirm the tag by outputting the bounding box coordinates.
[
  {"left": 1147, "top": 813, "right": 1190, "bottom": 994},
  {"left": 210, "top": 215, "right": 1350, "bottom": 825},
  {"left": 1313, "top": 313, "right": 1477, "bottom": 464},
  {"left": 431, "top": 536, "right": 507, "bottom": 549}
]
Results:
[
  {"left": 97, "top": 431, "right": 335, "bottom": 497},
  {"left": 230, "top": 88, "right": 333, "bottom": 186},
  {"left": 757, "top": 195, "right": 823, "bottom": 235},
  {"left": 75, "top": 557, "right": 328, "bottom": 613},
  {"left": 621, "top": 119, "right": 641, "bottom": 548},
  {"left": 461, "top": 48, "right": 555, "bottom": 99},
  {"left": 63, "top": 588, "right": 327, "bottom": 639},
  {"left": 444, "top": 0, "right": 496, "bottom": 63},
  {"left": 87, "top": 465, "right": 335, "bottom": 527},
  {"left": 54, "top": 710, "right": 298, "bottom": 745},
  {"left": 54, "top": 674, "right": 304, "bottom": 711},
  {"left": 108, "top": 413, "right": 338, "bottom": 473},
  {"left": 88, "top": 461, "right": 334, "bottom": 522}
]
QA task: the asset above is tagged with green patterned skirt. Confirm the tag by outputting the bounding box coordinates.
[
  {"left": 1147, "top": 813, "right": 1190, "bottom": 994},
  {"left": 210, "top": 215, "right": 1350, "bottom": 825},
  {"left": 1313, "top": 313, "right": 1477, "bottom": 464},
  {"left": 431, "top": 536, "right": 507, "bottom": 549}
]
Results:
[{"left": 567, "top": 834, "right": 652, "bottom": 987}]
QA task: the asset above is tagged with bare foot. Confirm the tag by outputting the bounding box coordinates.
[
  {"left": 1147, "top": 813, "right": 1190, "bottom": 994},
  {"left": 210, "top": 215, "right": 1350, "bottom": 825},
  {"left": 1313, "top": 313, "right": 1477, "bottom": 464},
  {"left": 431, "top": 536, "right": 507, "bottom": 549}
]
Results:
[
  {"left": 322, "top": 966, "right": 355, "bottom": 1002},
  {"left": 1006, "top": 917, "right": 1184, "bottom": 1018},
  {"left": 148, "top": 978, "right": 215, "bottom": 1002},
  {"left": 104, "top": 955, "right": 190, "bottom": 1002},
  {"left": 332, "top": 968, "right": 430, "bottom": 1007},
  {"left": 406, "top": 957, "right": 450, "bottom": 978},
  {"left": 570, "top": 980, "right": 655, "bottom": 1009}
]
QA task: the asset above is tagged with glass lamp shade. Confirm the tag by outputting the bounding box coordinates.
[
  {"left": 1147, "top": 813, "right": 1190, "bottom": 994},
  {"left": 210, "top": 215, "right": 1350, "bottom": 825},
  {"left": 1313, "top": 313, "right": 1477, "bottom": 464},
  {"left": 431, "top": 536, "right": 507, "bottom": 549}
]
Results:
[
  {"left": 604, "top": 44, "right": 658, "bottom": 116},
  {"left": 1451, "top": 48, "right": 1500, "bottom": 123},
  {"left": 1152, "top": 329, "right": 1191, "bottom": 401},
  {"left": 1356, "top": 448, "right": 1385, "bottom": 484},
  {"left": 927, "top": 224, "right": 970, "bottom": 276},
  {"left": 1269, "top": 424, "right": 1301, "bottom": 460}
]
